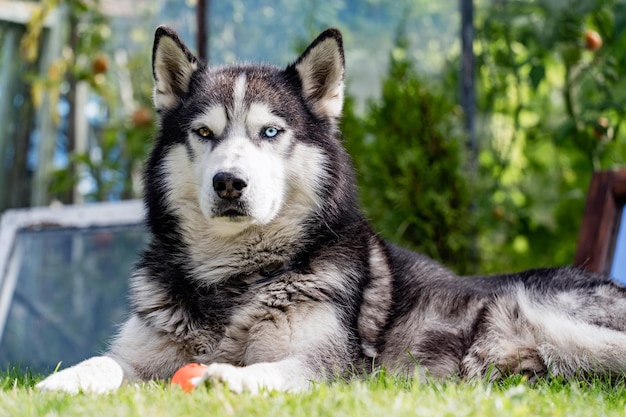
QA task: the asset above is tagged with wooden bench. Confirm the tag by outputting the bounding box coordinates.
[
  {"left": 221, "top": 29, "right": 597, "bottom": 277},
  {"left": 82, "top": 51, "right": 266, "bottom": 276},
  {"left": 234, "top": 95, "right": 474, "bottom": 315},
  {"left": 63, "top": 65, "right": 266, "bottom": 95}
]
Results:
[{"left": 574, "top": 169, "right": 626, "bottom": 276}]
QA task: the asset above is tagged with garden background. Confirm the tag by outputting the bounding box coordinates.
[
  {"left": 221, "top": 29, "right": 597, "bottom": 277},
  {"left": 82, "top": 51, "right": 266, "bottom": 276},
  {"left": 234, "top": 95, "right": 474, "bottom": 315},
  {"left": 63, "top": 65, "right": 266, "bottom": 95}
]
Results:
[{"left": 1, "top": 0, "right": 625, "bottom": 276}]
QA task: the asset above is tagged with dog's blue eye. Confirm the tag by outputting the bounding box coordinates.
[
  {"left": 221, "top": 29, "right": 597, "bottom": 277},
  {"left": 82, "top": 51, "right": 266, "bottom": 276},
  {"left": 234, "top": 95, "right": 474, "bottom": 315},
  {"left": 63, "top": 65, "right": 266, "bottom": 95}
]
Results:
[{"left": 262, "top": 127, "right": 280, "bottom": 139}]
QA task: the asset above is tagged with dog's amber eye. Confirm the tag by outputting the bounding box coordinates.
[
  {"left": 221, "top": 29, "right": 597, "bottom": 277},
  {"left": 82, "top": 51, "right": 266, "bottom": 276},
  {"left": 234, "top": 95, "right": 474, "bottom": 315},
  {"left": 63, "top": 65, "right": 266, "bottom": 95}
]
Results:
[{"left": 195, "top": 127, "right": 213, "bottom": 139}]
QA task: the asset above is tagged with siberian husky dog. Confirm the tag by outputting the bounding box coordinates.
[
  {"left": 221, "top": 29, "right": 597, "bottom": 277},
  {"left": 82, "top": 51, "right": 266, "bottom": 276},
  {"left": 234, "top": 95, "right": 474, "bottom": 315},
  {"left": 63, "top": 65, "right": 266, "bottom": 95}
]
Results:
[{"left": 37, "top": 26, "right": 626, "bottom": 394}]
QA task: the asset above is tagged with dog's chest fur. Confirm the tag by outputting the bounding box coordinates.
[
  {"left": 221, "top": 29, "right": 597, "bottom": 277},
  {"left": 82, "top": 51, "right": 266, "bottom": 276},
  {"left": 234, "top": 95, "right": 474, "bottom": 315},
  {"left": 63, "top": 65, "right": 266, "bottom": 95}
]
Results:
[{"left": 130, "top": 244, "right": 353, "bottom": 367}]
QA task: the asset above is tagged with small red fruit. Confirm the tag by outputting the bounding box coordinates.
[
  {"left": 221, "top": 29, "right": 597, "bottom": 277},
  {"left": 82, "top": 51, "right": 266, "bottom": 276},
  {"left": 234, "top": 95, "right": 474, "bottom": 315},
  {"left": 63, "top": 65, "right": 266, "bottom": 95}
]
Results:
[
  {"left": 593, "top": 117, "right": 613, "bottom": 141},
  {"left": 131, "top": 106, "right": 153, "bottom": 127},
  {"left": 92, "top": 55, "right": 109, "bottom": 74},
  {"left": 584, "top": 30, "right": 602, "bottom": 51},
  {"left": 491, "top": 206, "right": 505, "bottom": 220},
  {"left": 171, "top": 363, "right": 207, "bottom": 393}
]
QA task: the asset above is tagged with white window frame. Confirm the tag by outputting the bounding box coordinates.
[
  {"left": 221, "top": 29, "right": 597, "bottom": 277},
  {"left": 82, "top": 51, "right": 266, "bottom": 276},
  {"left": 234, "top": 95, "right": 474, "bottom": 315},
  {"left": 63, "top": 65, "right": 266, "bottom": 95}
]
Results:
[{"left": 0, "top": 199, "right": 144, "bottom": 342}]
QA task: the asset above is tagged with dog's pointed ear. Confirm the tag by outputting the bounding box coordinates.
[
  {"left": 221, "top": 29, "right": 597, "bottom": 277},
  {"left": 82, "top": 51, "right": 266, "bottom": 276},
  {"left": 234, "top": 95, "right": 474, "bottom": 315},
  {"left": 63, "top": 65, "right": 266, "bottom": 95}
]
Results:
[
  {"left": 291, "top": 29, "right": 345, "bottom": 120},
  {"left": 152, "top": 26, "right": 199, "bottom": 111}
]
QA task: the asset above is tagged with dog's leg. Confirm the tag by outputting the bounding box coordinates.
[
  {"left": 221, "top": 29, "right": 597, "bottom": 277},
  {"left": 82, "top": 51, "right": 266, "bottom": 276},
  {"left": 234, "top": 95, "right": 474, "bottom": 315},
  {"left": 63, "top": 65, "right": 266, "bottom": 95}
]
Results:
[
  {"left": 201, "top": 297, "right": 351, "bottom": 394},
  {"left": 35, "top": 317, "right": 147, "bottom": 393},
  {"left": 195, "top": 358, "right": 311, "bottom": 394},
  {"left": 462, "top": 286, "right": 626, "bottom": 381},
  {"left": 36, "top": 314, "right": 187, "bottom": 393},
  {"left": 35, "top": 356, "right": 125, "bottom": 394},
  {"left": 521, "top": 293, "right": 626, "bottom": 379}
]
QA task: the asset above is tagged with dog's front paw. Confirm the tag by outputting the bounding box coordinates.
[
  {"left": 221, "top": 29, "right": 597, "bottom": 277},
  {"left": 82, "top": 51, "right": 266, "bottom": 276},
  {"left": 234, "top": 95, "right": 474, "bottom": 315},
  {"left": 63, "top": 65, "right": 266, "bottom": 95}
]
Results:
[
  {"left": 198, "top": 361, "right": 307, "bottom": 394},
  {"left": 36, "top": 356, "right": 124, "bottom": 394},
  {"left": 200, "top": 363, "right": 261, "bottom": 394}
]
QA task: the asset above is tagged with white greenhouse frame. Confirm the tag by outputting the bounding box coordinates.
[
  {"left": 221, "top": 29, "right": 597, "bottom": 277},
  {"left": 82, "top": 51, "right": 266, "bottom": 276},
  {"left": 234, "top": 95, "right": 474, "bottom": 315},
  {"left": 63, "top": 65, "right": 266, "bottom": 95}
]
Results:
[{"left": 0, "top": 200, "right": 144, "bottom": 349}]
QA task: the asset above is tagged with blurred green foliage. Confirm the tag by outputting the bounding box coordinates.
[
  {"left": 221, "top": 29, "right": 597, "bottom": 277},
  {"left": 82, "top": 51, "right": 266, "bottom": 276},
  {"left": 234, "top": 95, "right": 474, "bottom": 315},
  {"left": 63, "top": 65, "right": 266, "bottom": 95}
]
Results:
[
  {"left": 343, "top": 35, "right": 477, "bottom": 274},
  {"left": 23, "top": 0, "right": 154, "bottom": 202},
  {"left": 473, "top": 0, "right": 626, "bottom": 273},
  {"left": 344, "top": 0, "right": 626, "bottom": 274}
]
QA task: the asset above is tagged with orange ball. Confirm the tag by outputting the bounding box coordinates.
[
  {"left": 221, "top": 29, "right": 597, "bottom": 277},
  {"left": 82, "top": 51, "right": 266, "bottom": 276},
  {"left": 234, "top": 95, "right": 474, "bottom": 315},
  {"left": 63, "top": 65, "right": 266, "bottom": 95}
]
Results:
[{"left": 171, "top": 363, "right": 208, "bottom": 392}]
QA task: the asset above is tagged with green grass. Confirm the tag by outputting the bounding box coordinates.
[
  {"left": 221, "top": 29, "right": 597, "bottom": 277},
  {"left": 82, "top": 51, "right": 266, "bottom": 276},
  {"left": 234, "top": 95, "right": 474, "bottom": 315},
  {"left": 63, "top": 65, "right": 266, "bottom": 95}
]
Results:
[{"left": 2, "top": 369, "right": 626, "bottom": 417}]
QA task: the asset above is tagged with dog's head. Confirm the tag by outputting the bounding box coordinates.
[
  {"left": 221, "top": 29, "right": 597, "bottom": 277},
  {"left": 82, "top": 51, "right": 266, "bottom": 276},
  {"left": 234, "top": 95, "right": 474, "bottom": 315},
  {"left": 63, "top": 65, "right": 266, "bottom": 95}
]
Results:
[{"left": 147, "top": 26, "right": 347, "bottom": 238}]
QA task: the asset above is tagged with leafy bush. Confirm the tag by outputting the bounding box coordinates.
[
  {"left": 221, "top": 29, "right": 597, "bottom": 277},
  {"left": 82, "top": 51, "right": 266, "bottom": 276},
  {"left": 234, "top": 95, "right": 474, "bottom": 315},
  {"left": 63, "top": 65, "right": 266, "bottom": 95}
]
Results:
[
  {"left": 474, "top": 0, "right": 626, "bottom": 273},
  {"left": 343, "top": 38, "right": 478, "bottom": 275}
]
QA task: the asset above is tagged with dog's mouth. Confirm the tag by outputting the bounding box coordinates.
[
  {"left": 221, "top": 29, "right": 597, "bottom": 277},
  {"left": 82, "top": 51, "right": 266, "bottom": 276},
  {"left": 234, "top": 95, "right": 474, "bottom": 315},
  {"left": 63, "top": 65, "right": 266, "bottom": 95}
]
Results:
[
  {"left": 222, "top": 208, "right": 246, "bottom": 218},
  {"left": 213, "top": 202, "right": 249, "bottom": 220}
]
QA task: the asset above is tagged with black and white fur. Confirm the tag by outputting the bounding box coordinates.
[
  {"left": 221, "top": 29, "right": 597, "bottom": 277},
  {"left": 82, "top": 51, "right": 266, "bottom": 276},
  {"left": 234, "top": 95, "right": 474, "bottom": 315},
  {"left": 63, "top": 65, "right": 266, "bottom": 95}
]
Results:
[{"left": 37, "top": 27, "right": 626, "bottom": 394}]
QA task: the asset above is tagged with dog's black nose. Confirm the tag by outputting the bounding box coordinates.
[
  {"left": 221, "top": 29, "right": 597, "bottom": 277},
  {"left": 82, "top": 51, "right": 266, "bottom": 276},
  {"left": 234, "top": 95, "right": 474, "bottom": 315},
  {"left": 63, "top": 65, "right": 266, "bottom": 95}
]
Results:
[{"left": 212, "top": 172, "right": 247, "bottom": 200}]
